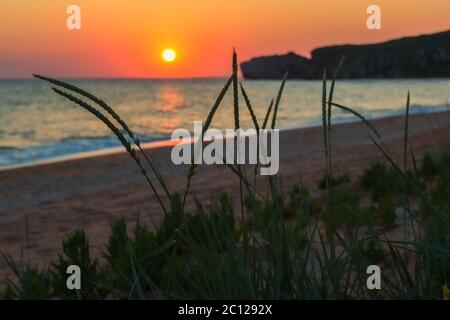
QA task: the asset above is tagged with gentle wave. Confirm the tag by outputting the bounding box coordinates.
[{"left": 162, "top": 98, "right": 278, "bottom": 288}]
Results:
[
  {"left": 0, "top": 78, "right": 449, "bottom": 167},
  {"left": 282, "top": 103, "right": 450, "bottom": 131},
  {"left": 0, "top": 134, "right": 167, "bottom": 167}
]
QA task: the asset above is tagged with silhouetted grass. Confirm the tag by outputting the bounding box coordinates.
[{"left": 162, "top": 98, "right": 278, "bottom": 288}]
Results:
[{"left": 1, "top": 53, "right": 449, "bottom": 300}]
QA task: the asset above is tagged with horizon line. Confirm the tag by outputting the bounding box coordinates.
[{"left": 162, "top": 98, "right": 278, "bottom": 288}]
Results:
[{"left": 0, "top": 75, "right": 231, "bottom": 81}]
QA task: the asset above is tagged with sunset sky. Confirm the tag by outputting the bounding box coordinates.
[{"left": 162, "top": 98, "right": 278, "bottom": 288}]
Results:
[{"left": 1, "top": 0, "right": 449, "bottom": 78}]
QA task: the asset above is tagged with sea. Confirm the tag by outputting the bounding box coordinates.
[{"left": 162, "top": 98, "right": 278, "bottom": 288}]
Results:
[{"left": 0, "top": 78, "right": 449, "bottom": 167}]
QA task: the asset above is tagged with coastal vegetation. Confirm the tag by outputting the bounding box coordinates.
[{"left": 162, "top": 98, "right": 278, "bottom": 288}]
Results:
[{"left": 1, "top": 52, "right": 449, "bottom": 300}]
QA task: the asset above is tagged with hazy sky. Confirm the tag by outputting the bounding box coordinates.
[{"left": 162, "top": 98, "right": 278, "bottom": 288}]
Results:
[{"left": 1, "top": 0, "right": 449, "bottom": 78}]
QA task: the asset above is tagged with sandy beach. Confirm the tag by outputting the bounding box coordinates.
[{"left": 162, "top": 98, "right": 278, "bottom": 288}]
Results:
[{"left": 1, "top": 111, "right": 450, "bottom": 278}]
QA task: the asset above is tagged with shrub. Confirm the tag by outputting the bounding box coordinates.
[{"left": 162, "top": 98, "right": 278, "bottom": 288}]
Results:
[
  {"left": 318, "top": 173, "right": 350, "bottom": 189},
  {"left": 360, "top": 161, "right": 406, "bottom": 201},
  {"left": 420, "top": 153, "right": 438, "bottom": 177},
  {"left": 1, "top": 252, "right": 51, "bottom": 299},
  {"left": 51, "top": 229, "right": 107, "bottom": 299}
]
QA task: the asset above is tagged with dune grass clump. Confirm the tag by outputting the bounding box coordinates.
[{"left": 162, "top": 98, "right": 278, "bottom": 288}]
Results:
[
  {"left": 318, "top": 173, "right": 350, "bottom": 190},
  {"left": 1, "top": 52, "right": 449, "bottom": 300},
  {"left": 360, "top": 161, "right": 407, "bottom": 201}
]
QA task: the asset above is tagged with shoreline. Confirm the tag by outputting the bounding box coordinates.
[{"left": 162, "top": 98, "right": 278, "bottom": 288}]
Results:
[
  {"left": 0, "top": 110, "right": 449, "bottom": 277},
  {"left": 1, "top": 107, "right": 449, "bottom": 173}
]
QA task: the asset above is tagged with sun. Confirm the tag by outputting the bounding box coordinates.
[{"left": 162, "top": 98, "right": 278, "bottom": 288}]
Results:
[{"left": 162, "top": 48, "right": 176, "bottom": 62}]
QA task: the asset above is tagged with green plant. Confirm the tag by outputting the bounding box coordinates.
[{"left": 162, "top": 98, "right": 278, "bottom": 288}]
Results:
[
  {"left": 360, "top": 161, "right": 406, "bottom": 201},
  {"left": 318, "top": 173, "right": 350, "bottom": 189},
  {"left": 1, "top": 252, "right": 51, "bottom": 299},
  {"left": 1, "top": 53, "right": 448, "bottom": 300},
  {"left": 51, "top": 230, "right": 107, "bottom": 299},
  {"left": 420, "top": 153, "right": 438, "bottom": 177}
]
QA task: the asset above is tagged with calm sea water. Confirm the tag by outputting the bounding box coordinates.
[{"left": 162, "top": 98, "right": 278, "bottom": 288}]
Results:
[{"left": 0, "top": 78, "right": 449, "bottom": 167}]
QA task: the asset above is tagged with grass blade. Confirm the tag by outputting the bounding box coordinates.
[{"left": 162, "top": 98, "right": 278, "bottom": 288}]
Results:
[
  {"left": 404, "top": 91, "right": 410, "bottom": 173},
  {"left": 262, "top": 99, "right": 274, "bottom": 129},
  {"left": 183, "top": 76, "right": 233, "bottom": 207},
  {"left": 271, "top": 71, "right": 289, "bottom": 129},
  {"left": 51, "top": 88, "right": 168, "bottom": 215}
]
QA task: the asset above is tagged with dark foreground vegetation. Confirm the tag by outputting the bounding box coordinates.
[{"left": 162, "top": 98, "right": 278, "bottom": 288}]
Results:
[{"left": 1, "top": 53, "right": 449, "bottom": 299}]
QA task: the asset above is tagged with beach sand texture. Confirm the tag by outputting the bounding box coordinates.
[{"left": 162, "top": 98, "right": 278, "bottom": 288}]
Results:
[{"left": 0, "top": 111, "right": 449, "bottom": 277}]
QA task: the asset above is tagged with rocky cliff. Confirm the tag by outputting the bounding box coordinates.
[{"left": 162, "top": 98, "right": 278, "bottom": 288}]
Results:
[{"left": 240, "top": 30, "right": 450, "bottom": 79}]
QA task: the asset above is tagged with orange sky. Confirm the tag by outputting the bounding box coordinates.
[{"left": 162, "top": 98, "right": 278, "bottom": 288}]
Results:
[{"left": 1, "top": 0, "right": 449, "bottom": 78}]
